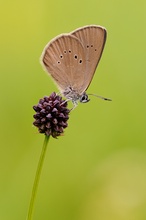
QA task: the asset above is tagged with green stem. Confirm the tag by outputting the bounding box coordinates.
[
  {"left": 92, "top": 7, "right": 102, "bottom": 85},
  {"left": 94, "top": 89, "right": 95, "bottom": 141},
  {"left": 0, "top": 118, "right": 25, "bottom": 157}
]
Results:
[{"left": 26, "top": 135, "right": 50, "bottom": 220}]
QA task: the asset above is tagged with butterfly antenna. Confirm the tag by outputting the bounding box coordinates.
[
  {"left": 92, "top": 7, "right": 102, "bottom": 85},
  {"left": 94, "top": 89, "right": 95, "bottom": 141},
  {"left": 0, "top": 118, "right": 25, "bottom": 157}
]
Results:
[{"left": 88, "top": 93, "right": 112, "bottom": 101}]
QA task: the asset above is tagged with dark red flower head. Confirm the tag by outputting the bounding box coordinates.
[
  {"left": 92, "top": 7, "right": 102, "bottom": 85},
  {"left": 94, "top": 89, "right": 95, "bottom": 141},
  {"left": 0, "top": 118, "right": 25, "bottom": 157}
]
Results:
[{"left": 33, "top": 92, "right": 70, "bottom": 138}]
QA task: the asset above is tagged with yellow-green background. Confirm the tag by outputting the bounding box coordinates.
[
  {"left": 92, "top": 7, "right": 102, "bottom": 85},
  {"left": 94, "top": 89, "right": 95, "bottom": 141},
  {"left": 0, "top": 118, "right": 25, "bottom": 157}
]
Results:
[{"left": 1, "top": 1, "right": 146, "bottom": 220}]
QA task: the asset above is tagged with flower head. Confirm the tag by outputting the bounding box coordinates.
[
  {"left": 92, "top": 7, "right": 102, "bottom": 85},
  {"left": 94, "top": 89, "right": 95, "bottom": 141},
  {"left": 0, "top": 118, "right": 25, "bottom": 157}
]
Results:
[{"left": 33, "top": 92, "right": 70, "bottom": 138}]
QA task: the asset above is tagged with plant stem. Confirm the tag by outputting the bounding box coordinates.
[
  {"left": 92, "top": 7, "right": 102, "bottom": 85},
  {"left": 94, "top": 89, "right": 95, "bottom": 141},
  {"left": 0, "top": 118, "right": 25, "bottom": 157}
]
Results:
[{"left": 26, "top": 135, "right": 50, "bottom": 220}]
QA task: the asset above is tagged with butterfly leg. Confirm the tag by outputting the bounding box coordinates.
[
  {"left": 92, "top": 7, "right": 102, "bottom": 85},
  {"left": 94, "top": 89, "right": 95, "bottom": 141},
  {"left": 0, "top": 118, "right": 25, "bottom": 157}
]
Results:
[{"left": 70, "top": 100, "right": 78, "bottom": 111}]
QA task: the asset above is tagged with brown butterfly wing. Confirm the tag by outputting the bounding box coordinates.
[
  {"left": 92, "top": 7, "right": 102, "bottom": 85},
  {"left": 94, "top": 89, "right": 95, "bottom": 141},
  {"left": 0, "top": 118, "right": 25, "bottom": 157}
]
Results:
[
  {"left": 71, "top": 25, "right": 107, "bottom": 93},
  {"left": 41, "top": 34, "right": 86, "bottom": 94}
]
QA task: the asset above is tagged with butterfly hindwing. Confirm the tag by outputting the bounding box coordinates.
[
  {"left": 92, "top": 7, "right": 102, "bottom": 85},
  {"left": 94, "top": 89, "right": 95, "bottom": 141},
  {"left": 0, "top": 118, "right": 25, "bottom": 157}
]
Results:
[{"left": 41, "top": 34, "right": 86, "bottom": 93}]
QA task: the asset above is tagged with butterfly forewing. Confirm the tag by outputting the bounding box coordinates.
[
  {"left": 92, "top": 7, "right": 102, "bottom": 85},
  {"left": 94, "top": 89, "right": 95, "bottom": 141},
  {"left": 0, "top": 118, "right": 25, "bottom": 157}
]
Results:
[
  {"left": 41, "top": 34, "right": 86, "bottom": 93},
  {"left": 71, "top": 25, "right": 107, "bottom": 92}
]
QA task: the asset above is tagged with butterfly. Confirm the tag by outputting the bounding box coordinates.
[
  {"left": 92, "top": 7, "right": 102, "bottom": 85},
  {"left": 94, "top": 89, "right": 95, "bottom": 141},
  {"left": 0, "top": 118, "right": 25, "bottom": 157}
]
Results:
[{"left": 40, "top": 25, "right": 111, "bottom": 106}]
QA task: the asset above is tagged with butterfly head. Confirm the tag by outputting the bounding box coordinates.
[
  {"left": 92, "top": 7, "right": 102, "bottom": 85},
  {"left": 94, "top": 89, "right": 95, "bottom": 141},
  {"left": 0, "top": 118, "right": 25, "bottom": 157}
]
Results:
[{"left": 63, "top": 87, "right": 90, "bottom": 104}]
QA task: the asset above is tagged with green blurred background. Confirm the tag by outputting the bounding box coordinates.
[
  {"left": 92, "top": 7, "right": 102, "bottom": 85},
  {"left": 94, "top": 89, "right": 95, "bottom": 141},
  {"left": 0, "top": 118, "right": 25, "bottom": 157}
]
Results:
[{"left": 1, "top": 0, "right": 146, "bottom": 219}]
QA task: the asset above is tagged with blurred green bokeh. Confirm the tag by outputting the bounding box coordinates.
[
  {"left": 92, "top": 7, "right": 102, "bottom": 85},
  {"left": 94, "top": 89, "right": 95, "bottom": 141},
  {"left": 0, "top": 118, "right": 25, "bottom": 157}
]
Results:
[{"left": 1, "top": 1, "right": 146, "bottom": 219}]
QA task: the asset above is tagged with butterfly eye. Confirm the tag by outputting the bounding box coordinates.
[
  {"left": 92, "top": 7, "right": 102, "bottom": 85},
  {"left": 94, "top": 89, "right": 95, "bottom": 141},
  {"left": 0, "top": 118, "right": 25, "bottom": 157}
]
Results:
[
  {"left": 79, "top": 59, "right": 82, "bottom": 64},
  {"left": 57, "top": 61, "right": 61, "bottom": 64},
  {"left": 87, "top": 45, "right": 89, "bottom": 48},
  {"left": 69, "top": 50, "right": 71, "bottom": 53},
  {"left": 64, "top": 50, "right": 67, "bottom": 53},
  {"left": 60, "top": 55, "right": 63, "bottom": 58},
  {"left": 79, "top": 93, "right": 90, "bottom": 103},
  {"left": 91, "top": 45, "right": 93, "bottom": 47},
  {"left": 74, "top": 55, "right": 78, "bottom": 59}
]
